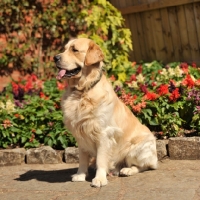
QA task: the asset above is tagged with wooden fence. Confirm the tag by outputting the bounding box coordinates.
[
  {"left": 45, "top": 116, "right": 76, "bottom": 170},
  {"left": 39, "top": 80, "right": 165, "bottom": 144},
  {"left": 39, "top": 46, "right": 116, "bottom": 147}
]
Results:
[{"left": 109, "top": 0, "right": 200, "bottom": 65}]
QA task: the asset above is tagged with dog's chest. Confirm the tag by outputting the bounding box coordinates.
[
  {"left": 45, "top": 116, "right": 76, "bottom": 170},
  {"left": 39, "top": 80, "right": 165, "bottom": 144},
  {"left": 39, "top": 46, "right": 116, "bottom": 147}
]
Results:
[
  {"left": 62, "top": 91, "right": 105, "bottom": 138},
  {"left": 62, "top": 93, "right": 92, "bottom": 119}
]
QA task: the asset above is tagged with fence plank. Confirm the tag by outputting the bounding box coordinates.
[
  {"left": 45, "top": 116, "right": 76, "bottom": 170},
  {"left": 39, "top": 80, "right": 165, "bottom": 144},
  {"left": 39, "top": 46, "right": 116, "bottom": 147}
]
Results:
[
  {"left": 160, "top": 8, "right": 175, "bottom": 62},
  {"left": 118, "top": 0, "right": 200, "bottom": 14},
  {"left": 135, "top": 13, "right": 148, "bottom": 61},
  {"left": 142, "top": 0, "right": 156, "bottom": 61},
  {"left": 176, "top": 5, "right": 191, "bottom": 62},
  {"left": 109, "top": 0, "right": 200, "bottom": 64},
  {"left": 141, "top": 12, "right": 156, "bottom": 60},
  {"left": 168, "top": 7, "right": 181, "bottom": 61},
  {"left": 125, "top": 0, "right": 142, "bottom": 61},
  {"left": 193, "top": 2, "right": 200, "bottom": 63},
  {"left": 185, "top": 3, "right": 199, "bottom": 63},
  {"left": 150, "top": 9, "right": 167, "bottom": 61}
]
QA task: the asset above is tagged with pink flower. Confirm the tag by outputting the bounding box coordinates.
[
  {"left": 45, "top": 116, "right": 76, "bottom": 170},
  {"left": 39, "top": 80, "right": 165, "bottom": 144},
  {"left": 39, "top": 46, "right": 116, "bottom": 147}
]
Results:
[{"left": 2, "top": 119, "right": 12, "bottom": 128}]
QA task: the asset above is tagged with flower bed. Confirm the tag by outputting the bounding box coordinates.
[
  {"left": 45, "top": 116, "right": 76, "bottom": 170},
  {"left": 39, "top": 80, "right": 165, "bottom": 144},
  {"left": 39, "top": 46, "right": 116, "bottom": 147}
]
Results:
[
  {"left": 0, "top": 74, "right": 76, "bottom": 149},
  {"left": 113, "top": 61, "right": 200, "bottom": 138},
  {"left": 0, "top": 61, "right": 200, "bottom": 149}
]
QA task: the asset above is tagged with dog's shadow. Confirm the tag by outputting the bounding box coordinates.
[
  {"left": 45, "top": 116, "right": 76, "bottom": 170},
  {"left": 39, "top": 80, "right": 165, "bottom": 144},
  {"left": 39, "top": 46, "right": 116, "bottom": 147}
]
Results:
[{"left": 14, "top": 167, "right": 96, "bottom": 183}]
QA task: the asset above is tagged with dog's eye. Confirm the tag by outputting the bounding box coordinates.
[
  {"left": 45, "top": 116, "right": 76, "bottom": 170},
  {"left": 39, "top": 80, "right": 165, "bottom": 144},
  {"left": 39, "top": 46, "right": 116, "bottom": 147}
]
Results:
[{"left": 71, "top": 46, "right": 79, "bottom": 53}]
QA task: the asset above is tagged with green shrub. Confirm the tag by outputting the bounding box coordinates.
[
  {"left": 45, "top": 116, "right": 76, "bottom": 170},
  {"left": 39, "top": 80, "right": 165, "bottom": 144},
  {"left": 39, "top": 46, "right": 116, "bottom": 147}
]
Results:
[
  {"left": 78, "top": 0, "right": 132, "bottom": 82},
  {"left": 0, "top": 75, "right": 76, "bottom": 149},
  {"left": 0, "top": 0, "right": 132, "bottom": 82}
]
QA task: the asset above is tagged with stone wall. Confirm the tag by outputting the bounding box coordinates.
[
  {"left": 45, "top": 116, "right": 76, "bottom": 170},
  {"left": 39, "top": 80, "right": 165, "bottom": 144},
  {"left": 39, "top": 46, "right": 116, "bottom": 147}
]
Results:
[{"left": 0, "top": 137, "right": 200, "bottom": 166}]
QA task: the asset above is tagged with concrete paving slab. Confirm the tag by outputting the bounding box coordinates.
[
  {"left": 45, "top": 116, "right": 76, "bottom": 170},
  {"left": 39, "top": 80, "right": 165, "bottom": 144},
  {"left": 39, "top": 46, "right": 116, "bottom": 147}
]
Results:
[{"left": 0, "top": 160, "right": 200, "bottom": 200}]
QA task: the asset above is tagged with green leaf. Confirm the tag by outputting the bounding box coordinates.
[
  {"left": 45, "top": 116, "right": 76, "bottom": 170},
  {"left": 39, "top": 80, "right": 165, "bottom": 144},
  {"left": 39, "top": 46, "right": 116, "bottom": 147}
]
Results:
[
  {"left": 21, "top": 137, "right": 27, "bottom": 143},
  {"left": 10, "top": 127, "right": 20, "bottom": 133},
  {"left": 30, "top": 116, "right": 35, "bottom": 121},
  {"left": 118, "top": 72, "right": 126, "bottom": 82},
  {"left": 36, "top": 129, "right": 43, "bottom": 134},
  {"left": 47, "top": 139, "right": 53, "bottom": 147}
]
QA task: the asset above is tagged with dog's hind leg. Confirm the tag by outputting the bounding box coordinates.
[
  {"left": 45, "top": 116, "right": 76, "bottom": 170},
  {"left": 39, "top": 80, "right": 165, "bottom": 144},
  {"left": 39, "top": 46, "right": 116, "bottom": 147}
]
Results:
[{"left": 120, "top": 138, "right": 158, "bottom": 176}]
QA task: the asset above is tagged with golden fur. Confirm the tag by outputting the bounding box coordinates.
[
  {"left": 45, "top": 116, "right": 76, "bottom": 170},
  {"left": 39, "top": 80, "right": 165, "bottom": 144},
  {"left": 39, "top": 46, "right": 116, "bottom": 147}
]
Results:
[{"left": 54, "top": 38, "right": 158, "bottom": 187}]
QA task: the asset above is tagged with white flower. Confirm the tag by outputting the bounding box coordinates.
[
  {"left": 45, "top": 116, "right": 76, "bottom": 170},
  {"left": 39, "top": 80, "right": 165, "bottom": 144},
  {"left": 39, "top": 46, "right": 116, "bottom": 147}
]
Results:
[
  {"left": 0, "top": 102, "right": 5, "bottom": 110},
  {"left": 174, "top": 66, "right": 183, "bottom": 77},
  {"left": 191, "top": 75, "right": 196, "bottom": 81},
  {"left": 128, "top": 81, "right": 138, "bottom": 89},
  {"left": 136, "top": 74, "right": 145, "bottom": 83},
  {"left": 113, "top": 80, "right": 123, "bottom": 88},
  {"left": 6, "top": 100, "right": 15, "bottom": 113},
  {"left": 168, "top": 68, "right": 175, "bottom": 76},
  {"left": 160, "top": 68, "right": 168, "bottom": 77},
  {"left": 145, "top": 62, "right": 153, "bottom": 68},
  {"left": 175, "top": 81, "right": 181, "bottom": 87}
]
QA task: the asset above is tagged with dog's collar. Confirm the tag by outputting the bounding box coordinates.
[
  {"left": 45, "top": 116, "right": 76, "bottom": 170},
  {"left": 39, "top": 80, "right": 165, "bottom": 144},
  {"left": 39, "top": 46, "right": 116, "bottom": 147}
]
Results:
[{"left": 87, "top": 70, "right": 103, "bottom": 90}]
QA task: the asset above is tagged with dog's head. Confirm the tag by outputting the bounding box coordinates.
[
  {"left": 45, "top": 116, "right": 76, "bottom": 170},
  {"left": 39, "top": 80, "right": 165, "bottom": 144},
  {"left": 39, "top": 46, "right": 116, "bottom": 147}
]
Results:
[{"left": 54, "top": 38, "right": 104, "bottom": 81}]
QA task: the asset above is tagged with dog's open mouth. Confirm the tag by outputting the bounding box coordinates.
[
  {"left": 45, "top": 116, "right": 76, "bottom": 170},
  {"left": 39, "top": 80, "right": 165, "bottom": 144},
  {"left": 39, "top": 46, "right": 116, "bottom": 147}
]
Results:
[{"left": 56, "top": 67, "right": 81, "bottom": 80}]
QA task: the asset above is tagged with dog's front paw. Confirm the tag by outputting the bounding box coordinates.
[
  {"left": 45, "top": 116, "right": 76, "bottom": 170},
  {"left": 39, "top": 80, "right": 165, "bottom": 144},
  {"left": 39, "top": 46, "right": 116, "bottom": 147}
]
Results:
[
  {"left": 91, "top": 177, "right": 108, "bottom": 187},
  {"left": 72, "top": 173, "right": 86, "bottom": 182}
]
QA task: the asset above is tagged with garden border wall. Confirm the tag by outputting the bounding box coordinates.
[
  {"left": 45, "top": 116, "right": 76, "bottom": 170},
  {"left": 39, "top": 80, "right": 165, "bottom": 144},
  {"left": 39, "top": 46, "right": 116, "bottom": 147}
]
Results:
[{"left": 0, "top": 137, "right": 200, "bottom": 166}]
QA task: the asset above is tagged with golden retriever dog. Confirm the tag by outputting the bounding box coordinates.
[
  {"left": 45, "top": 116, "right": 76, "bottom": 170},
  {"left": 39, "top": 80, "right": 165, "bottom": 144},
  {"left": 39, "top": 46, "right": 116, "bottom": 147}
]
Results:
[{"left": 54, "top": 38, "right": 158, "bottom": 187}]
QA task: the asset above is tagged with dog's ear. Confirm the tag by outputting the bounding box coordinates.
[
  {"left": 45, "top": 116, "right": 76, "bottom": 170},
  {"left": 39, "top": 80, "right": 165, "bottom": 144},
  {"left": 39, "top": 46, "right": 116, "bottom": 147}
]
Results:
[{"left": 84, "top": 41, "right": 104, "bottom": 66}]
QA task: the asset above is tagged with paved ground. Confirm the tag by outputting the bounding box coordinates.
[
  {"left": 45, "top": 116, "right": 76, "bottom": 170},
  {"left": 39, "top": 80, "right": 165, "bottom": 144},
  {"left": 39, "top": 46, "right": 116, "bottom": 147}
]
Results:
[{"left": 0, "top": 159, "right": 200, "bottom": 200}]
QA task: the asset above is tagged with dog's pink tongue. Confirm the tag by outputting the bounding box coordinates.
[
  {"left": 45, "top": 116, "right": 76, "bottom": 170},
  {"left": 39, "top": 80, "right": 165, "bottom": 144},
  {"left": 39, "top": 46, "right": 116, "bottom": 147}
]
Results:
[{"left": 56, "top": 69, "right": 66, "bottom": 80}]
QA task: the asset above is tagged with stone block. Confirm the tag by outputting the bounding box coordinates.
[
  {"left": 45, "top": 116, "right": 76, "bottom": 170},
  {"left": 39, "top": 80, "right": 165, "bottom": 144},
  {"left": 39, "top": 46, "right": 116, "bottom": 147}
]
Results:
[
  {"left": 64, "top": 147, "right": 79, "bottom": 163},
  {"left": 168, "top": 137, "right": 200, "bottom": 160},
  {"left": 26, "top": 146, "right": 64, "bottom": 164},
  {"left": 156, "top": 140, "right": 168, "bottom": 160},
  {"left": 0, "top": 148, "right": 26, "bottom": 166}
]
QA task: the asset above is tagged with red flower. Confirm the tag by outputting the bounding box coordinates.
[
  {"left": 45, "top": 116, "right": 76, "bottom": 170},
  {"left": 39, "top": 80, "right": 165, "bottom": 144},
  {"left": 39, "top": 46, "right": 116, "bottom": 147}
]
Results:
[
  {"left": 136, "top": 65, "right": 142, "bottom": 74},
  {"left": 182, "top": 74, "right": 195, "bottom": 88},
  {"left": 119, "top": 90, "right": 137, "bottom": 106},
  {"left": 191, "top": 62, "right": 197, "bottom": 68},
  {"left": 157, "top": 84, "right": 169, "bottom": 96},
  {"left": 196, "top": 79, "right": 200, "bottom": 86},
  {"left": 109, "top": 75, "right": 116, "bottom": 82},
  {"left": 39, "top": 92, "right": 48, "bottom": 100},
  {"left": 57, "top": 81, "right": 66, "bottom": 90},
  {"left": 132, "top": 62, "right": 136, "bottom": 67},
  {"left": 12, "top": 82, "right": 19, "bottom": 94},
  {"left": 24, "top": 80, "right": 33, "bottom": 92},
  {"left": 144, "top": 92, "right": 158, "bottom": 101},
  {"left": 140, "top": 84, "right": 148, "bottom": 94},
  {"left": 130, "top": 74, "right": 136, "bottom": 82},
  {"left": 169, "top": 88, "right": 180, "bottom": 102},
  {"left": 152, "top": 82, "right": 157, "bottom": 87},
  {"left": 132, "top": 101, "right": 146, "bottom": 113},
  {"left": 180, "top": 62, "right": 189, "bottom": 74},
  {"left": 14, "top": 113, "right": 20, "bottom": 118},
  {"left": 3, "top": 119, "right": 12, "bottom": 128},
  {"left": 54, "top": 103, "right": 60, "bottom": 109},
  {"left": 30, "top": 74, "right": 38, "bottom": 81}
]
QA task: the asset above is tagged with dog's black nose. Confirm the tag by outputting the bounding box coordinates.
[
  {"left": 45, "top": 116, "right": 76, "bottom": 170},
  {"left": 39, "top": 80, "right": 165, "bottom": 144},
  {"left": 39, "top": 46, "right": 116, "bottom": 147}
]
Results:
[{"left": 53, "top": 55, "right": 61, "bottom": 62}]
